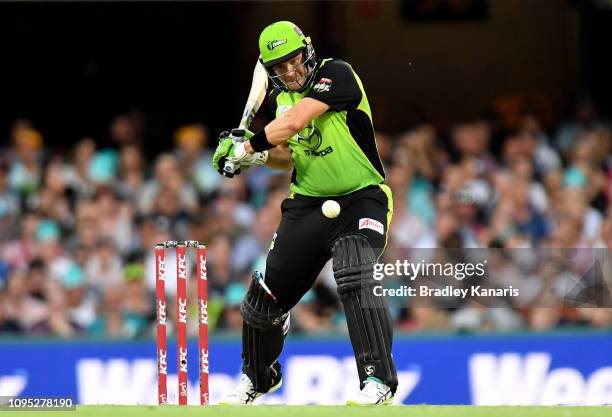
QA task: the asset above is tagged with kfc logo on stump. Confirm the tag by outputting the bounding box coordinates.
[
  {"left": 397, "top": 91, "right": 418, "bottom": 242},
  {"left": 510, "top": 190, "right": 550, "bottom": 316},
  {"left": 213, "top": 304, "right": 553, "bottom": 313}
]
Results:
[
  {"left": 178, "top": 298, "right": 187, "bottom": 324},
  {"left": 199, "top": 254, "right": 207, "bottom": 280},
  {"left": 199, "top": 299, "right": 208, "bottom": 325},
  {"left": 200, "top": 348, "right": 209, "bottom": 374},
  {"left": 177, "top": 254, "right": 186, "bottom": 280},
  {"left": 179, "top": 347, "right": 188, "bottom": 373},
  {"left": 157, "top": 255, "right": 165, "bottom": 281},
  {"left": 158, "top": 349, "right": 167, "bottom": 375},
  {"left": 157, "top": 300, "right": 167, "bottom": 326}
]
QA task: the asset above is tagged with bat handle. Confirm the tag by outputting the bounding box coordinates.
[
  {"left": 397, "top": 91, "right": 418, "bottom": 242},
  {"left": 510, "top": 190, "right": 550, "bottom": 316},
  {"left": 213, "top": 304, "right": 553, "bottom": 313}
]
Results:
[
  {"left": 231, "top": 128, "right": 246, "bottom": 142},
  {"left": 223, "top": 159, "right": 238, "bottom": 174}
]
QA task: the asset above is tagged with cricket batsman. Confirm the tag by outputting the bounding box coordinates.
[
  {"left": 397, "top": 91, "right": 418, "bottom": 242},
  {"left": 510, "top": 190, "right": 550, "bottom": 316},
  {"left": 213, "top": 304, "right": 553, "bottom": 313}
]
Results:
[{"left": 213, "top": 21, "right": 398, "bottom": 405}]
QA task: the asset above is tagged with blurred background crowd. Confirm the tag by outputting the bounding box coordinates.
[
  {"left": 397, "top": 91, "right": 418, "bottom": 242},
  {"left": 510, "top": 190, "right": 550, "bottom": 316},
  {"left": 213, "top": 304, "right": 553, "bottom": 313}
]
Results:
[{"left": 1, "top": 94, "right": 611, "bottom": 339}]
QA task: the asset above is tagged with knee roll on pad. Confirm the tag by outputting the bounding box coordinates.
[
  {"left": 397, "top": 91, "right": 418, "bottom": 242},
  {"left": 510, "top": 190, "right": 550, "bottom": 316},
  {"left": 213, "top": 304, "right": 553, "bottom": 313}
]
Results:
[
  {"left": 240, "top": 277, "right": 288, "bottom": 330},
  {"left": 332, "top": 234, "right": 378, "bottom": 295}
]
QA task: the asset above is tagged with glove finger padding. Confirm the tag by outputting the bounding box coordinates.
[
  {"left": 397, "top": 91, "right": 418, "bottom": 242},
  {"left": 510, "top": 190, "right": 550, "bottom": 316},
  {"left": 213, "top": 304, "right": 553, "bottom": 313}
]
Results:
[{"left": 214, "top": 130, "right": 240, "bottom": 177}]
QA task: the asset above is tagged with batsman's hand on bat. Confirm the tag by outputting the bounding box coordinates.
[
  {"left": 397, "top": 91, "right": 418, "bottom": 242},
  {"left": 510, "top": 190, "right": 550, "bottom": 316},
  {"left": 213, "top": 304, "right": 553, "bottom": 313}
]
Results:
[
  {"left": 213, "top": 131, "right": 241, "bottom": 178},
  {"left": 213, "top": 129, "right": 268, "bottom": 178}
]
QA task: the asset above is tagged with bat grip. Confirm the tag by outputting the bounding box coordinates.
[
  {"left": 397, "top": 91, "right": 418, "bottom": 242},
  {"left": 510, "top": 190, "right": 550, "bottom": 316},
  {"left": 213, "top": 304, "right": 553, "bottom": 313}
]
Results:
[{"left": 231, "top": 128, "right": 246, "bottom": 141}]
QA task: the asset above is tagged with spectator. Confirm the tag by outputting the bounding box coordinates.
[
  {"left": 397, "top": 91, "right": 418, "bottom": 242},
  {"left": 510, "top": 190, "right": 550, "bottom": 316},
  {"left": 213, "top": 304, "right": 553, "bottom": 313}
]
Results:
[
  {"left": 2, "top": 211, "right": 40, "bottom": 269},
  {"left": 122, "top": 263, "right": 153, "bottom": 337},
  {"left": 89, "top": 283, "right": 148, "bottom": 339},
  {"left": 138, "top": 153, "right": 198, "bottom": 215},
  {"left": 85, "top": 238, "right": 124, "bottom": 290},
  {"left": 95, "top": 188, "right": 134, "bottom": 254},
  {"left": 109, "top": 112, "right": 145, "bottom": 148},
  {"left": 64, "top": 137, "right": 97, "bottom": 198},
  {"left": 0, "top": 159, "right": 19, "bottom": 238},
  {"left": 116, "top": 144, "right": 146, "bottom": 203},
  {"left": 8, "top": 122, "right": 44, "bottom": 196},
  {"left": 2, "top": 269, "right": 48, "bottom": 332},
  {"left": 63, "top": 264, "right": 97, "bottom": 330},
  {"left": 173, "top": 123, "right": 221, "bottom": 197}
]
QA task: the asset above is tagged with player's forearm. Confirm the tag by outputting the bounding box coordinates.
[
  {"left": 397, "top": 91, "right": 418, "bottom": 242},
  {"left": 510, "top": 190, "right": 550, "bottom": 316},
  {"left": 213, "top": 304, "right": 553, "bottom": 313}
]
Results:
[
  {"left": 263, "top": 111, "right": 305, "bottom": 145},
  {"left": 245, "top": 115, "right": 302, "bottom": 154},
  {"left": 245, "top": 98, "right": 330, "bottom": 153},
  {"left": 265, "top": 146, "right": 294, "bottom": 170}
]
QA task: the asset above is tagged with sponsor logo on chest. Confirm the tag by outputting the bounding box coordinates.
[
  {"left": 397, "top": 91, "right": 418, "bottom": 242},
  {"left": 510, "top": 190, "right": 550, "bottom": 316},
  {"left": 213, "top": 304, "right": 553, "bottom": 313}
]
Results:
[{"left": 304, "top": 146, "right": 333, "bottom": 157}]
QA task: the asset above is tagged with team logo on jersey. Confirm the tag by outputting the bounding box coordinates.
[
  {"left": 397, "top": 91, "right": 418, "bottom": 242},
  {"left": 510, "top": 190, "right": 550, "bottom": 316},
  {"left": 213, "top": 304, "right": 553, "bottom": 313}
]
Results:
[
  {"left": 267, "top": 39, "right": 287, "bottom": 50},
  {"left": 365, "top": 365, "right": 375, "bottom": 376},
  {"left": 313, "top": 78, "right": 332, "bottom": 92},
  {"left": 359, "top": 218, "right": 384, "bottom": 235},
  {"left": 297, "top": 122, "right": 323, "bottom": 151}
]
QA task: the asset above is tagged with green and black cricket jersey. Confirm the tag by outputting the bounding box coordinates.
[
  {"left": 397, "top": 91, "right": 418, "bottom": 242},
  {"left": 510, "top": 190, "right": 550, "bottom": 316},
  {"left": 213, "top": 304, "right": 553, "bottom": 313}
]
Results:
[
  {"left": 270, "top": 58, "right": 385, "bottom": 197},
  {"left": 245, "top": 59, "right": 398, "bottom": 394}
]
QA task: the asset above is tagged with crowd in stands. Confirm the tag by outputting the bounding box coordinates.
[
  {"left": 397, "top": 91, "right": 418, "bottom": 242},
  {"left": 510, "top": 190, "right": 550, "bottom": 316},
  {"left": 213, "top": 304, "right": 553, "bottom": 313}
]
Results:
[{"left": 1, "top": 97, "right": 611, "bottom": 338}]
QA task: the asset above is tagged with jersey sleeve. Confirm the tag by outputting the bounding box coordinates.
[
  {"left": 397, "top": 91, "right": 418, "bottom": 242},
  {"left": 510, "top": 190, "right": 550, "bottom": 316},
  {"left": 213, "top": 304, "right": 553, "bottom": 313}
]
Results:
[{"left": 306, "top": 60, "right": 362, "bottom": 112}]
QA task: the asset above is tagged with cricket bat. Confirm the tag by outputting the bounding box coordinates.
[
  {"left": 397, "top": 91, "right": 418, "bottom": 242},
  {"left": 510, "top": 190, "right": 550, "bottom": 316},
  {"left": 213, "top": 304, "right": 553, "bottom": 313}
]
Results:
[{"left": 223, "top": 57, "right": 269, "bottom": 174}]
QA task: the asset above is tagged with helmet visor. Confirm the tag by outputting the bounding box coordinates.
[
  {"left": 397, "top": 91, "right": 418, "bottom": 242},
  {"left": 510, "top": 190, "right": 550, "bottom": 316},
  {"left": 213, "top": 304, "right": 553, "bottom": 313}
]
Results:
[{"left": 262, "top": 47, "right": 304, "bottom": 69}]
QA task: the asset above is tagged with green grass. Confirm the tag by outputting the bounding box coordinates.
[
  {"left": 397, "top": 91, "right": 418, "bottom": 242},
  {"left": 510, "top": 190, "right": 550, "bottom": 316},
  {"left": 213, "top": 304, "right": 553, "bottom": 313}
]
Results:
[{"left": 1, "top": 405, "right": 610, "bottom": 417}]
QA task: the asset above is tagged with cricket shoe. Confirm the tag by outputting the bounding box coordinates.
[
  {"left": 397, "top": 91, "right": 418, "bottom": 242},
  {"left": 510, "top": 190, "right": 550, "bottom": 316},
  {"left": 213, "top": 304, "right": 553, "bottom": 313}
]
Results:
[
  {"left": 346, "top": 377, "right": 394, "bottom": 406},
  {"left": 219, "top": 369, "right": 282, "bottom": 405}
]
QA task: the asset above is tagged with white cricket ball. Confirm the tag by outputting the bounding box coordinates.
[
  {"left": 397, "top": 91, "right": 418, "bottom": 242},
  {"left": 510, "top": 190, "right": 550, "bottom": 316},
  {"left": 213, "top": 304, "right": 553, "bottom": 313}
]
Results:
[{"left": 321, "top": 200, "right": 341, "bottom": 218}]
